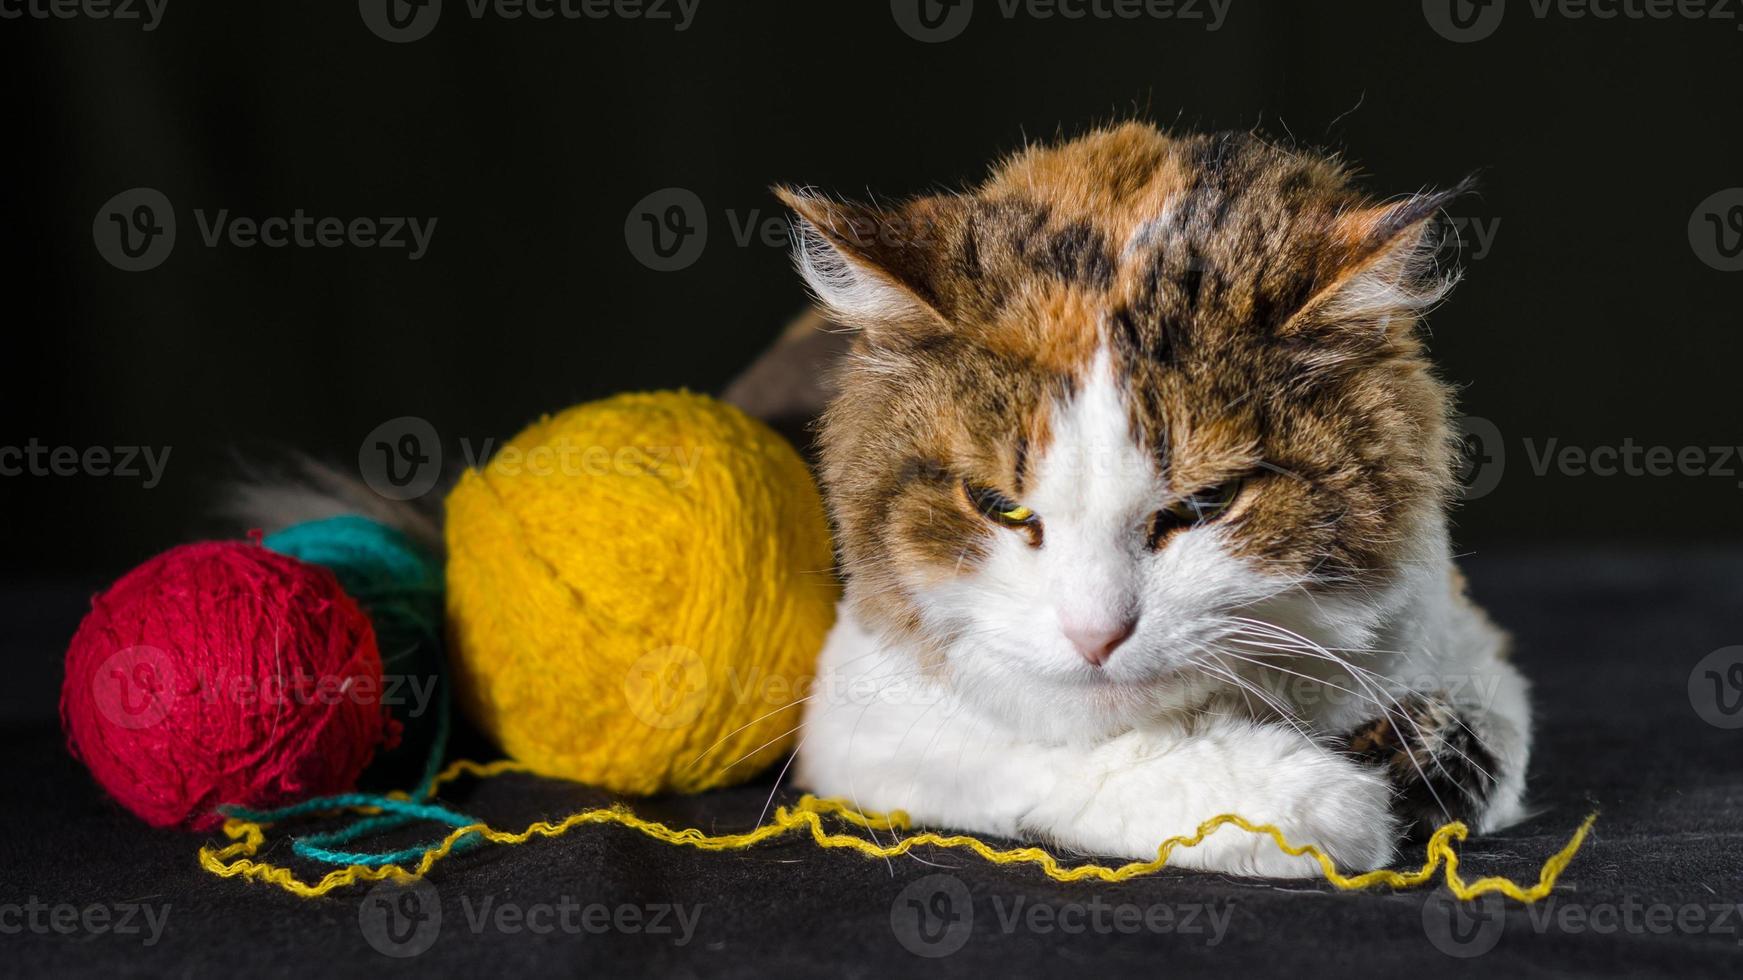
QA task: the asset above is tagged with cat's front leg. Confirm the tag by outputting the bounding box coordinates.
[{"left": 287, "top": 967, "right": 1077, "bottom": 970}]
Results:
[
  {"left": 1019, "top": 718, "right": 1400, "bottom": 877},
  {"left": 799, "top": 702, "right": 1398, "bottom": 878},
  {"left": 799, "top": 617, "right": 1399, "bottom": 877}
]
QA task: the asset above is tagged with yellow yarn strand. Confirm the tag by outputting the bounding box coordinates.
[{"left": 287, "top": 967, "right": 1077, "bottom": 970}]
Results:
[{"left": 198, "top": 758, "right": 1595, "bottom": 903}]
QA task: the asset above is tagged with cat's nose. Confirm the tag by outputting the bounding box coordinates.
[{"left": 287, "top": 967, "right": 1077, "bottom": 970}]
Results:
[{"left": 1062, "top": 616, "right": 1137, "bottom": 667}]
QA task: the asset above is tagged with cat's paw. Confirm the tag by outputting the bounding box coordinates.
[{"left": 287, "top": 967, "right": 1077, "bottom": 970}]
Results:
[
  {"left": 1341, "top": 693, "right": 1502, "bottom": 833},
  {"left": 1029, "top": 724, "right": 1400, "bottom": 879},
  {"left": 1189, "top": 732, "right": 1401, "bottom": 878}
]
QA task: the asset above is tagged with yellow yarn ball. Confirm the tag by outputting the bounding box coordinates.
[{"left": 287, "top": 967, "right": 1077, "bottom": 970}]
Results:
[{"left": 444, "top": 390, "right": 840, "bottom": 795}]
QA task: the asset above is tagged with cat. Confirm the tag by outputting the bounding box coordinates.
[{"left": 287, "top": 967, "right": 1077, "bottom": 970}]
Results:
[{"left": 777, "top": 122, "right": 1530, "bottom": 877}]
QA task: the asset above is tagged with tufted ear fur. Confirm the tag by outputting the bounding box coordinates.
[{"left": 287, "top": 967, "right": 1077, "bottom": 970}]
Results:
[
  {"left": 774, "top": 187, "right": 964, "bottom": 333},
  {"left": 1285, "top": 178, "right": 1476, "bottom": 336}
]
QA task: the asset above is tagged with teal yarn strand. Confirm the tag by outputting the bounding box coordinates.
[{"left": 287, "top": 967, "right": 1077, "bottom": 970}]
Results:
[
  {"left": 230, "top": 515, "right": 480, "bottom": 867},
  {"left": 217, "top": 688, "right": 485, "bottom": 867}
]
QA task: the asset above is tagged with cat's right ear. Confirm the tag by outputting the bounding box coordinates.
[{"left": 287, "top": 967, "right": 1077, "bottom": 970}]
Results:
[{"left": 774, "top": 187, "right": 960, "bottom": 333}]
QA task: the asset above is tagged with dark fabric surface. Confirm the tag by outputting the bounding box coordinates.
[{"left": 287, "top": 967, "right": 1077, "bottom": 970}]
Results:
[{"left": 5, "top": 549, "right": 1742, "bottom": 978}]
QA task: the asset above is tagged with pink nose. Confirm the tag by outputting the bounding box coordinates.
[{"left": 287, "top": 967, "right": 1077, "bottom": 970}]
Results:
[{"left": 1062, "top": 617, "right": 1137, "bottom": 667}]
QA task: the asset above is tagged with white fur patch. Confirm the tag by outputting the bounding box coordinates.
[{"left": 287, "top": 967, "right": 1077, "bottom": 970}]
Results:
[
  {"left": 789, "top": 217, "right": 925, "bottom": 326},
  {"left": 1314, "top": 211, "right": 1459, "bottom": 329},
  {"left": 893, "top": 349, "right": 1300, "bottom": 741}
]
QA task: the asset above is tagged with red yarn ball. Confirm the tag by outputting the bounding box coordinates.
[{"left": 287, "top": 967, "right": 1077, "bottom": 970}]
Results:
[{"left": 60, "top": 540, "right": 388, "bottom": 830}]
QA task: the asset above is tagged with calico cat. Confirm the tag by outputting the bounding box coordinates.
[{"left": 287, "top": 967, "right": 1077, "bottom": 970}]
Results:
[{"left": 778, "top": 122, "right": 1529, "bottom": 876}]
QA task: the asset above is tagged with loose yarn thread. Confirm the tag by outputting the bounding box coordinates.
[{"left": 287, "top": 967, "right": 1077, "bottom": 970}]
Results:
[{"left": 198, "top": 757, "right": 1596, "bottom": 902}]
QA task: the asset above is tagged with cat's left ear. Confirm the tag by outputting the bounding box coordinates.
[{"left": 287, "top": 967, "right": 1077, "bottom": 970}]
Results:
[
  {"left": 774, "top": 187, "right": 963, "bottom": 333},
  {"left": 1284, "top": 177, "right": 1476, "bottom": 336}
]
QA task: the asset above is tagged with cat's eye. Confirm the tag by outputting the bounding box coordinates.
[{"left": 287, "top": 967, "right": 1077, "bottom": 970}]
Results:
[
  {"left": 964, "top": 482, "right": 1037, "bottom": 528},
  {"left": 1150, "top": 480, "right": 1243, "bottom": 544}
]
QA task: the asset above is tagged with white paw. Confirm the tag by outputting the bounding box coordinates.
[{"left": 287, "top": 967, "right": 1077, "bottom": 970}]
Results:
[
  {"left": 1237, "top": 752, "right": 1399, "bottom": 878},
  {"left": 1030, "top": 725, "right": 1400, "bottom": 879}
]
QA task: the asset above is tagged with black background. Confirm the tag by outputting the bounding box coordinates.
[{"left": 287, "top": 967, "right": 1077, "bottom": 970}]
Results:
[{"left": 4, "top": 0, "right": 1740, "bottom": 580}]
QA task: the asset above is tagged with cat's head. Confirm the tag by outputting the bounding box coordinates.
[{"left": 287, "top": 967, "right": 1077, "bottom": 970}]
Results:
[{"left": 782, "top": 124, "right": 1468, "bottom": 739}]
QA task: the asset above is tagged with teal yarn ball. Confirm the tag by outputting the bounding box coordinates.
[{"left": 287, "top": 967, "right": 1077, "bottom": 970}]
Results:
[{"left": 264, "top": 515, "right": 445, "bottom": 787}]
